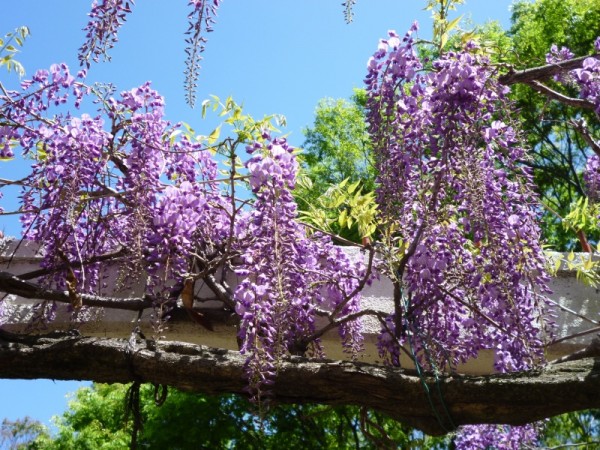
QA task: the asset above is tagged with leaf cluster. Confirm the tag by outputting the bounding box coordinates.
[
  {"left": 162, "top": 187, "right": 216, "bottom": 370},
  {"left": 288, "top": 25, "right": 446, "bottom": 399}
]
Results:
[
  {"left": 508, "top": 0, "right": 600, "bottom": 250},
  {"left": 424, "top": 0, "right": 465, "bottom": 52},
  {"left": 200, "top": 95, "right": 286, "bottom": 148},
  {"left": 0, "top": 26, "right": 30, "bottom": 77},
  {"left": 295, "top": 90, "right": 375, "bottom": 243},
  {"left": 298, "top": 177, "right": 378, "bottom": 242},
  {"left": 19, "top": 383, "right": 451, "bottom": 450}
]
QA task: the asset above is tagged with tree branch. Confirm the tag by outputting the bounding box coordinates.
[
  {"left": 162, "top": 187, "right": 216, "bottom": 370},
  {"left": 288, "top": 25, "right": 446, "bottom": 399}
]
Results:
[
  {"left": 526, "top": 81, "right": 596, "bottom": 111},
  {"left": 498, "top": 55, "right": 598, "bottom": 86},
  {"left": 570, "top": 119, "right": 600, "bottom": 158},
  {"left": 0, "top": 332, "right": 599, "bottom": 436},
  {"left": 0, "top": 271, "right": 152, "bottom": 311}
]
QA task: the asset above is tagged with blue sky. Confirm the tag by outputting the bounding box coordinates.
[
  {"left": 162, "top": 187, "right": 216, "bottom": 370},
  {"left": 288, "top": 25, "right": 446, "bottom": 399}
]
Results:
[{"left": 0, "top": 0, "right": 513, "bottom": 432}]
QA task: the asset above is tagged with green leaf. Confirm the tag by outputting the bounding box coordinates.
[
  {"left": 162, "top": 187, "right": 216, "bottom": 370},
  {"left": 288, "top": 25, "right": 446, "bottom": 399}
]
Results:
[
  {"left": 169, "top": 129, "right": 182, "bottom": 144},
  {"left": 333, "top": 194, "right": 346, "bottom": 208},
  {"left": 338, "top": 209, "right": 347, "bottom": 227},
  {"left": 207, "top": 125, "right": 221, "bottom": 145},
  {"left": 347, "top": 179, "right": 360, "bottom": 194},
  {"left": 201, "top": 99, "right": 210, "bottom": 118},
  {"left": 440, "top": 32, "right": 449, "bottom": 50},
  {"left": 446, "top": 15, "right": 463, "bottom": 33},
  {"left": 19, "top": 26, "right": 30, "bottom": 39},
  {"left": 554, "top": 257, "right": 562, "bottom": 273}
]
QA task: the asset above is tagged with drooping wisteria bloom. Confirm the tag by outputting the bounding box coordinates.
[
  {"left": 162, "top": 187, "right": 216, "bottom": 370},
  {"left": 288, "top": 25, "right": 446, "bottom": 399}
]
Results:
[
  {"left": 184, "top": 0, "right": 222, "bottom": 107},
  {"left": 365, "top": 23, "right": 556, "bottom": 447},
  {"left": 234, "top": 134, "right": 366, "bottom": 396},
  {"left": 0, "top": 62, "right": 368, "bottom": 398},
  {"left": 366, "top": 24, "right": 551, "bottom": 374},
  {"left": 455, "top": 423, "right": 541, "bottom": 450},
  {"left": 572, "top": 56, "right": 600, "bottom": 114},
  {"left": 79, "top": 0, "right": 134, "bottom": 67},
  {"left": 584, "top": 154, "right": 600, "bottom": 201},
  {"left": 78, "top": 0, "right": 221, "bottom": 107},
  {"left": 548, "top": 39, "right": 600, "bottom": 199}
]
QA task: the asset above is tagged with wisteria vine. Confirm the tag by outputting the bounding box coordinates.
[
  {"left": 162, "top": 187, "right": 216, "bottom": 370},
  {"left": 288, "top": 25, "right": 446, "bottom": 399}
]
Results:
[
  {"left": 0, "top": 62, "right": 369, "bottom": 399},
  {"left": 364, "top": 23, "right": 561, "bottom": 447},
  {"left": 3, "top": 2, "right": 600, "bottom": 448},
  {"left": 78, "top": 0, "right": 222, "bottom": 107},
  {"left": 183, "top": 0, "right": 222, "bottom": 107},
  {"left": 578, "top": 39, "right": 600, "bottom": 198},
  {"left": 235, "top": 135, "right": 367, "bottom": 396},
  {"left": 366, "top": 23, "right": 551, "bottom": 374},
  {"left": 79, "top": 0, "right": 134, "bottom": 68}
]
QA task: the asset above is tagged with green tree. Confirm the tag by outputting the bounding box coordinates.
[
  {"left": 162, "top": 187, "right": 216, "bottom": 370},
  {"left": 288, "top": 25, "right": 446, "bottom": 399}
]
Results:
[
  {"left": 11, "top": 383, "right": 599, "bottom": 448},
  {"left": 538, "top": 410, "right": 600, "bottom": 448},
  {"left": 295, "top": 90, "right": 378, "bottom": 244},
  {"left": 0, "top": 417, "right": 50, "bottom": 450},
  {"left": 507, "top": 0, "right": 600, "bottom": 250},
  {"left": 23, "top": 383, "right": 449, "bottom": 449},
  {"left": 298, "top": 89, "right": 374, "bottom": 205}
]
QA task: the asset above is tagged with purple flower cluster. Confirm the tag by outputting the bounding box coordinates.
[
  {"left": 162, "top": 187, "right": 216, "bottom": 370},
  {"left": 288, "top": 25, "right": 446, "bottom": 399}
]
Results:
[
  {"left": 0, "top": 124, "right": 19, "bottom": 159},
  {"left": 0, "top": 64, "right": 230, "bottom": 305},
  {"left": 546, "top": 38, "right": 600, "bottom": 199},
  {"left": 572, "top": 56, "right": 600, "bottom": 114},
  {"left": 546, "top": 44, "right": 575, "bottom": 82},
  {"left": 147, "top": 182, "right": 216, "bottom": 291},
  {"left": 79, "top": 0, "right": 134, "bottom": 68},
  {"left": 455, "top": 423, "right": 540, "bottom": 450},
  {"left": 235, "top": 135, "right": 365, "bottom": 396},
  {"left": 78, "top": 0, "right": 221, "bottom": 107},
  {"left": 545, "top": 35, "right": 600, "bottom": 116},
  {"left": 584, "top": 154, "right": 600, "bottom": 200},
  {"left": 0, "top": 65, "right": 112, "bottom": 292},
  {"left": 0, "top": 63, "right": 367, "bottom": 396},
  {"left": 8, "top": 20, "right": 600, "bottom": 442},
  {"left": 546, "top": 44, "right": 575, "bottom": 64},
  {"left": 366, "top": 24, "right": 551, "bottom": 374}
]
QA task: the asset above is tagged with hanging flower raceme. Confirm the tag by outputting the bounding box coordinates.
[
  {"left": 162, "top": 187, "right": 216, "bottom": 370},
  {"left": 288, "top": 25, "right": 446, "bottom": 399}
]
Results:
[
  {"left": 554, "top": 37, "right": 600, "bottom": 201},
  {"left": 366, "top": 24, "right": 552, "bottom": 374},
  {"left": 365, "top": 24, "right": 555, "bottom": 449},
  {"left": 545, "top": 36, "right": 600, "bottom": 116},
  {"left": 145, "top": 147, "right": 229, "bottom": 303},
  {"left": 184, "top": 0, "right": 223, "bottom": 107},
  {"left": 79, "top": 0, "right": 134, "bottom": 68},
  {"left": 584, "top": 154, "right": 600, "bottom": 200},
  {"left": 234, "top": 134, "right": 366, "bottom": 397},
  {"left": 0, "top": 65, "right": 117, "bottom": 294},
  {"left": 572, "top": 58, "right": 600, "bottom": 114},
  {"left": 455, "top": 423, "right": 542, "bottom": 450},
  {"left": 0, "top": 63, "right": 232, "bottom": 309}
]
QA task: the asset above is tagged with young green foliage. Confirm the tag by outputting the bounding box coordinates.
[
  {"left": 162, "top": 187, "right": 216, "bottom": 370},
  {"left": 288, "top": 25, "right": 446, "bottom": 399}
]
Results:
[{"left": 0, "top": 26, "right": 30, "bottom": 77}]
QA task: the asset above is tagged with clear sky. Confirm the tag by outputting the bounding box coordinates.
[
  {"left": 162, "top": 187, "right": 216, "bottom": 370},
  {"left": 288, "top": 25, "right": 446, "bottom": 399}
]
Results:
[{"left": 0, "top": 0, "right": 513, "bottom": 431}]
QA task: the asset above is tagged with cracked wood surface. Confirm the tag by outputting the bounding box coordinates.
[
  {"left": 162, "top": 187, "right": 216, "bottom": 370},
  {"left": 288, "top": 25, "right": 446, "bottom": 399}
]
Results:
[{"left": 0, "top": 332, "right": 598, "bottom": 436}]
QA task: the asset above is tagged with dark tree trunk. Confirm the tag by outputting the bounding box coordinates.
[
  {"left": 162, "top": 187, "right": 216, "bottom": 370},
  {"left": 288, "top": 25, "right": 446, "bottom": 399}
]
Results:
[{"left": 1, "top": 331, "right": 599, "bottom": 436}]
